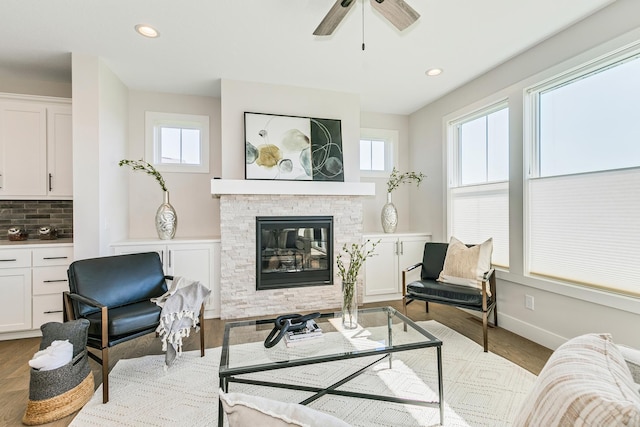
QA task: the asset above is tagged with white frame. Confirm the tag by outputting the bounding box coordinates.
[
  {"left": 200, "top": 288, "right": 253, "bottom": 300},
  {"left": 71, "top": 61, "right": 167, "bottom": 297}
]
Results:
[
  {"left": 359, "top": 128, "right": 398, "bottom": 178},
  {"left": 145, "top": 111, "right": 210, "bottom": 173}
]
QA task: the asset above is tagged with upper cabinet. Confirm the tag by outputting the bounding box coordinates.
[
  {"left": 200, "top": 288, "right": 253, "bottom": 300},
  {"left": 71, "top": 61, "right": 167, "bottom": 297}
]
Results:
[{"left": 0, "top": 94, "right": 72, "bottom": 199}]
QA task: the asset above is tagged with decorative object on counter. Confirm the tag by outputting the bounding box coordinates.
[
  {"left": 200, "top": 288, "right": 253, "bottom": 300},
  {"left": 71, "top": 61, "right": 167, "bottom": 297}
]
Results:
[
  {"left": 119, "top": 159, "right": 177, "bottom": 240},
  {"left": 382, "top": 167, "right": 426, "bottom": 233},
  {"left": 336, "top": 239, "right": 379, "bottom": 329},
  {"left": 38, "top": 226, "right": 58, "bottom": 240},
  {"left": 8, "top": 227, "right": 28, "bottom": 241}
]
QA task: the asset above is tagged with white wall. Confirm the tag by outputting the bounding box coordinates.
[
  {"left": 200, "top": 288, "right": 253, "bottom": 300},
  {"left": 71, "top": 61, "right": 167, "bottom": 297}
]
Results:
[
  {"left": 126, "top": 91, "right": 221, "bottom": 239},
  {"left": 408, "top": 0, "right": 640, "bottom": 349},
  {"left": 0, "top": 70, "right": 71, "bottom": 98},
  {"left": 360, "top": 112, "right": 421, "bottom": 233},
  {"left": 220, "top": 79, "right": 361, "bottom": 182},
  {"left": 71, "top": 54, "right": 128, "bottom": 259}
]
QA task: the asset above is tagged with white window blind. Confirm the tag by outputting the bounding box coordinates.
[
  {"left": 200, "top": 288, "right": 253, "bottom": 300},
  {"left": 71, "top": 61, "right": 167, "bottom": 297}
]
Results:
[
  {"left": 451, "top": 182, "right": 509, "bottom": 268},
  {"left": 528, "top": 168, "right": 640, "bottom": 296}
]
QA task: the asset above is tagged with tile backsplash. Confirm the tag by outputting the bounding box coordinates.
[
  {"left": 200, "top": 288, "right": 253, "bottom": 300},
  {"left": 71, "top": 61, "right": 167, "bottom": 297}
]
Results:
[{"left": 0, "top": 200, "right": 73, "bottom": 240}]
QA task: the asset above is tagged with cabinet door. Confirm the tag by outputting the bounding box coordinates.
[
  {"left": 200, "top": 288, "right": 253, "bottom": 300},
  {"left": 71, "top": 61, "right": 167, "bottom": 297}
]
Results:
[
  {"left": 33, "top": 294, "right": 64, "bottom": 329},
  {"left": 167, "top": 244, "right": 215, "bottom": 313},
  {"left": 0, "top": 268, "right": 32, "bottom": 332},
  {"left": 0, "top": 103, "right": 47, "bottom": 196},
  {"left": 399, "top": 236, "right": 430, "bottom": 286},
  {"left": 112, "top": 244, "right": 167, "bottom": 272},
  {"left": 363, "top": 237, "right": 399, "bottom": 298},
  {"left": 47, "top": 106, "right": 73, "bottom": 197}
]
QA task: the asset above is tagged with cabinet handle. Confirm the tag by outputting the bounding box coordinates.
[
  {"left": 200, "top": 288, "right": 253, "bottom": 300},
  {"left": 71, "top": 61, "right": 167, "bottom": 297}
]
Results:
[
  {"left": 44, "top": 310, "right": 63, "bottom": 314},
  {"left": 43, "top": 256, "right": 68, "bottom": 260},
  {"left": 395, "top": 241, "right": 399, "bottom": 255},
  {"left": 168, "top": 250, "right": 172, "bottom": 268},
  {"left": 44, "top": 279, "right": 68, "bottom": 283},
  {"left": 161, "top": 250, "right": 164, "bottom": 265},
  {"left": 400, "top": 241, "right": 404, "bottom": 255},
  {"left": 49, "top": 173, "right": 53, "bottom": 191},
  {"left": 0, "top": 173, "right": 3, "bottom": 189},
  {"left": 0, "top": 258, "right": 17, "bottom": 262}
]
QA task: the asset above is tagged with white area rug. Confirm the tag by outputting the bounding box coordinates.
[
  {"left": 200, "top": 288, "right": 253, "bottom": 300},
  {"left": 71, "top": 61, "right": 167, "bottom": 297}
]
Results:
[{"left": 70, "top": 321, "right": 535, "bottom": 426}]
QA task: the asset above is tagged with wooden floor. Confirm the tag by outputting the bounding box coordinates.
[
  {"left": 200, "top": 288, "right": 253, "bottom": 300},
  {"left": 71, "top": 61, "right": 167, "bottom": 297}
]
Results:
[{"left": 0, "top": 300, "right": 552, "bottom": 427}]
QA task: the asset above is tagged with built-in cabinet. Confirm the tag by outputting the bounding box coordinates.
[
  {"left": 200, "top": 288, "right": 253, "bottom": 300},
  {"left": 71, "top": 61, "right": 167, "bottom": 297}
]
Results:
[
  {"left": 0, "top": 94, "right": 72, "bottom": 199},
  {"left": 362, "top": 233, "right": 431, "bottom": 303},
  {"left": 111, "top": 239, "right": 221, "bottom": 318},
  {"left": 0, "top": 243, "right": 73, "bottom": 337}
]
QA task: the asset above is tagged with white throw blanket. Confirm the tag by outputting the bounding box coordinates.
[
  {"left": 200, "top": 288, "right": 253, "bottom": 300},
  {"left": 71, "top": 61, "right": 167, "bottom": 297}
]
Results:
[
  {"left": 152, "top": 277, "right": 211, "bottom": 368},
  {"left": 28, "top": 339, "right": 73, "bottom": 371}
]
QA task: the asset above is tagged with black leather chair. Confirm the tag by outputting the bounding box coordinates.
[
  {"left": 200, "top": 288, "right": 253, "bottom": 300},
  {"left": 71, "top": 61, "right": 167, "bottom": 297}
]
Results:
[
  {"left": 63, "top": 252, "right": 205, "bottom": 403},
  {"left": 402, "top": 242, "right": 497, "bottom": 352}
]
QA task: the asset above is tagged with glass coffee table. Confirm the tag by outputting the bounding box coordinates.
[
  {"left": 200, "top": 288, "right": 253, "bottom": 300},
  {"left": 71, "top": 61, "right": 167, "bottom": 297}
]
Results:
[{"left": 218, "top": 306, "right": 443, "bottom": 427}]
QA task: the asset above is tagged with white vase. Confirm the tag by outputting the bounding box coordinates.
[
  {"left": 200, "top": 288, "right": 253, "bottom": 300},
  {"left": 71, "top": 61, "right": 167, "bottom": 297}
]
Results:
[
  {"left": 341, "top": 280, "right": 358, "bottom": 329},
  {"left": 155, "top": 191, "right": 177, "bottom": 240},
  {"left": 381, "top": 192, "right": 398, "bottom": 233}
]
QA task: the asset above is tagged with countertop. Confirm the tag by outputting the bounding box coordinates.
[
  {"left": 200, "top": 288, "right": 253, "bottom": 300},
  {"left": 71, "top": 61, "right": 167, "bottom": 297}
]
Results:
[{"left": 0, "top": 238, "right": 73, "bottom": 247}]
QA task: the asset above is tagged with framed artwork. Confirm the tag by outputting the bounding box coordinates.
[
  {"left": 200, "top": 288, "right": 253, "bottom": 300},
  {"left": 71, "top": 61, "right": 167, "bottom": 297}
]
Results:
[{"left": 244, "top": 112, "right": 344, "bottom": 182}]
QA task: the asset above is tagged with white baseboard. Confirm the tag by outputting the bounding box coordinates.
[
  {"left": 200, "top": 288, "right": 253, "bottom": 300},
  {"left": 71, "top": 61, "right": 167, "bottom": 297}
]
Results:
[{"left": 498, "top": 313, "right": 566, "bottom": 350}]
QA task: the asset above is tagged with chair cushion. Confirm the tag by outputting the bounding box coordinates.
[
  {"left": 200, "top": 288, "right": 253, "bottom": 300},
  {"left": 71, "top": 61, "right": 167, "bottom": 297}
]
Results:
[
  {"left": 513, "top": 333, "right": 640, "bottom": 426},
  {"left": 407, "top": 279, "right": 485, "bottom": 307},
  {"left": 84, "top": 300, "right": 161, "bottom": 338},
  {"left": 420, "top": 242, "right": 449, "bottom": 280},
  {"left": 68, "top": 252, "right": 167, "bottom": 317},
  {"left": 437, "top": 236, "right": 492, "bottom": 294}
]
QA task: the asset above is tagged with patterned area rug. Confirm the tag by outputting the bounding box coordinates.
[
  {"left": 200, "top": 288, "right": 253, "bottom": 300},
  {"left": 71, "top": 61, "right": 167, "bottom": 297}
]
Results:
[{"left": 70, "top": 321, "right": 535, "bottom": 426}]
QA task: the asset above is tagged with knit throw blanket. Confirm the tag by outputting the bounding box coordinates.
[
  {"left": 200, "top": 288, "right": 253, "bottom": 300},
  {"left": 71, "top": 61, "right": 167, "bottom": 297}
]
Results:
[{"left": 151, "top": 277, "right": 211, "bottom": 367}]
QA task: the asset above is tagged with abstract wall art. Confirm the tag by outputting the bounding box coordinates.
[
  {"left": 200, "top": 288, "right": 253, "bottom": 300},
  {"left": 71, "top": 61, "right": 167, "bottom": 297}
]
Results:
[{"left": 244, "top": 112, "right": 344, "bottom": 182}]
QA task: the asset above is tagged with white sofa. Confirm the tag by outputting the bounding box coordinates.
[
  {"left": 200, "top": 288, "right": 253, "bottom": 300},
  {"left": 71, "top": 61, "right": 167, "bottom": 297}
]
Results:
[{"left": 514, "top": 333, "right": 640, "bottom": 426}]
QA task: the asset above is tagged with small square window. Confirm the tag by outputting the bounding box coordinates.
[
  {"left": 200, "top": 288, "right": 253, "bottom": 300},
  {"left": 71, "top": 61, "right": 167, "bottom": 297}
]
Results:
[
  {"left": 145, "top": 112, "right": 210, "bottom": 173},
  {"left": 360, "top": 128, "right": 397, "bottom": 177}
]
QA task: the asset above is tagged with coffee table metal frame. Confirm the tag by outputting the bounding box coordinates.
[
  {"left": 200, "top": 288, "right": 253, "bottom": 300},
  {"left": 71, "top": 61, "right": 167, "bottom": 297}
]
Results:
[{"left": 218, "top": 306, "right": 443, "bottom": 427}]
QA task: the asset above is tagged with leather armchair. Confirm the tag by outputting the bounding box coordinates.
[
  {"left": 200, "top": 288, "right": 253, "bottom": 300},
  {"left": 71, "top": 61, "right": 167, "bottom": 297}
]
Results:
[
  {"left": 402, "top": 242, "right": 497, "bottom": 352},
  {"left": 63, "top": 252, "right": 205, "bottom": 403}
]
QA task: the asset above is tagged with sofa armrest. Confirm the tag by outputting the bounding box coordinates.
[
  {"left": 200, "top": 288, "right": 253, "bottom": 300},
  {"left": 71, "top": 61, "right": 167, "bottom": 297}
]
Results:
[
  {"left": 401, "top": 262, "right": 423, "bottom": 296},
  {"left": 404, "top": 262, "right": 423, "bottom": 273},
  {"left": 64, "top": 291, "right": 105, "bottom": 309}
]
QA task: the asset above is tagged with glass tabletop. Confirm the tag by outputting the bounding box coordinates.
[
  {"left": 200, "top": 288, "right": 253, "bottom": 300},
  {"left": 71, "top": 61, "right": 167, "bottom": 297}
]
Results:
[{"left": 219, "top": 306, "right": 442, "bottom": 376}]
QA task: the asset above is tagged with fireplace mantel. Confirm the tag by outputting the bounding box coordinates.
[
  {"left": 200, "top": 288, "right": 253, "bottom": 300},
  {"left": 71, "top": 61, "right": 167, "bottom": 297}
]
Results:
[{"left": 211, "top": 179, "right": 375, "bottom": 196}]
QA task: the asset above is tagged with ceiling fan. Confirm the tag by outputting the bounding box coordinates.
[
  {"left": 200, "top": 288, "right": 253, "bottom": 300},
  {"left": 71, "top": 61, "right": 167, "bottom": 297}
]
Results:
[{"left": 313, "top": 0, "right": 420, "bottom": 36}]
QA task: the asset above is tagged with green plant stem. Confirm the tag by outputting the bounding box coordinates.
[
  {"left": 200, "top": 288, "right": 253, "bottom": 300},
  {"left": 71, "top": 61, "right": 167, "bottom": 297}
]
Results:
[{"left": 119, "top": 159, "right": 168, "bottom": 192}]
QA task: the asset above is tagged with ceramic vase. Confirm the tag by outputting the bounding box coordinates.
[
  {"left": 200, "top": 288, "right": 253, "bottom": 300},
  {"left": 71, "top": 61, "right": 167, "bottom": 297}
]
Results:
[
  {"left": 342, "top": 280, "right": 358, "bottom": 329},
  {"left": 155, "top": 191, "right": 177, "bottom": 240},
  {"left": 381, "top": 192, "right": 398, "bottom": 233}
]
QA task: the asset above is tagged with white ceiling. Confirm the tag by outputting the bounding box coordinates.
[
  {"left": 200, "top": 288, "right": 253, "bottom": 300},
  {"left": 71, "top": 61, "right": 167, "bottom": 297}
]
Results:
[{"left": 0, "top": 0, "right": 614, "bottom": 115}]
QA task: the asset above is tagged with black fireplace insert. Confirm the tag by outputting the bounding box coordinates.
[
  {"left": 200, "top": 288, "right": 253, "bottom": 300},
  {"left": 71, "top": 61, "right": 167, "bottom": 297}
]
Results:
[{"left": 256, "top": 216, "right": 333, "bottom": 290}]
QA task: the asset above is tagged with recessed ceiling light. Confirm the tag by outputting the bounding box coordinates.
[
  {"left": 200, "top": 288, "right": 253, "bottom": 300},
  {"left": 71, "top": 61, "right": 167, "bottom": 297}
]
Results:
[
  {"left": 425, "top": 68, "right": 443, "bottom": 76},
  {"left": 135, "top": 24, "right": 159, "bottom": 38}
]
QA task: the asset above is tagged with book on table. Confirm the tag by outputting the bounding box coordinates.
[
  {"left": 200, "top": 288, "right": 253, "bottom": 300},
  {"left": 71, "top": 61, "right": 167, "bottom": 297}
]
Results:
[{"left": 284, "top": 319, "right": 322, "bottom": 346}]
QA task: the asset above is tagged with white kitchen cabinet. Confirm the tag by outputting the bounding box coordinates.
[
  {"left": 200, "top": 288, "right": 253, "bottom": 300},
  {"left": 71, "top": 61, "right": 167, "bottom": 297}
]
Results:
[
  {"left": 111, "top": 239, "right": 220, "bottom": 318},
  {"left": 362, "top": 233, "right": 431, "bottom": 303},
  {"left": 0, "top": 248, "right": 32, "bottom": 332},
  {"left": 31, "top": 246, "right": 73, "bottom": 329},
  {"left": 0, "top": 95, "right": 72, "bottom": 199}
]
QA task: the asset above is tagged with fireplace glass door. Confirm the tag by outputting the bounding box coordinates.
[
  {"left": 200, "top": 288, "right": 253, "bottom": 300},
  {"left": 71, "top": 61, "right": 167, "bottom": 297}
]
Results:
[{"left": 256, "top": 216, "right": 333, "bottom": 290}]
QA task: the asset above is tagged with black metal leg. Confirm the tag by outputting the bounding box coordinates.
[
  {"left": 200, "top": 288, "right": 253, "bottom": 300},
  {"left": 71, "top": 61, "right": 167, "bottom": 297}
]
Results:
[
  {"left": 218, "top": 376, "right": 228, "bottom": 427},
  {"left": 437, "top": 346, "right": 444, "bottom": 425}
]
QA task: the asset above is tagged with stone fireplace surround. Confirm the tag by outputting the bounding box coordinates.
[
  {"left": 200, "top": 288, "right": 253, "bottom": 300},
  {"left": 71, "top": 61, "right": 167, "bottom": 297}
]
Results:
[{"left": 214, "top": 179, "right": 374, "bottom": 320}]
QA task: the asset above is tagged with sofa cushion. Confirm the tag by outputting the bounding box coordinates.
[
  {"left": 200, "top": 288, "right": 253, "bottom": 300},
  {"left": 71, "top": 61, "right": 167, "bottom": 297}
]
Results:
[
  {"left": 84, "top": 300, "right": 161, "bottom": 338},
  {"left": 618, "top": 344, "right": 640, "bottom": 391},
  {"left": 514, "top": 333, "right": 640, "bottom": 426},
  {"left": 407, "top": 279, "right": 484, "bottom": 307},
  {"left": 219, "top": 389, "right": 351, "bottom": 427},
  {"left": 437, "top": 237, "right": 493, "bottom": 295}
]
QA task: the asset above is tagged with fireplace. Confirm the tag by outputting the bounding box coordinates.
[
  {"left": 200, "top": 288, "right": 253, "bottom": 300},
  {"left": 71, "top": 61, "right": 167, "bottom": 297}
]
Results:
[{"left": 256, "top": 216, "right": 333, "bottom": 290}]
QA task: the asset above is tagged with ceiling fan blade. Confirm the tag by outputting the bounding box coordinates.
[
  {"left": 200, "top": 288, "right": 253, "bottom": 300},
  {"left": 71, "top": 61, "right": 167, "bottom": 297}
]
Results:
[
  {"left": 313, "top": 0, "right": 357, "bottom": 36},
  {"left": 369, "top": 0, "right": 420, "bottom": 31}
]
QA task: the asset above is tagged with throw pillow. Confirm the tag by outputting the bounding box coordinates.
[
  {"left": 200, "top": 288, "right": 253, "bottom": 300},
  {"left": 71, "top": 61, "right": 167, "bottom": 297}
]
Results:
[
  {"left": 437, "top": 236, "right": 493, "bottom": 295},
  {"left": 219, "top": 389, "right": 351, "bottom": 427},
  {"left": 513, "top": 333, "right": 640, "bottom": 426},
  {"left": 618, "top": 344, "right": 640, "bottom": 393}
]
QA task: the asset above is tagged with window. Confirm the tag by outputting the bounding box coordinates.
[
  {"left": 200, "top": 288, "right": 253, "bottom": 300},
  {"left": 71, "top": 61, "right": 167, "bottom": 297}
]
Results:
[
  {"left": 145, "top": 112, "right": 210, "bottom": 173},
  {"left": 360, "top": 128, "right": 397, "bottom": 176},
  {"left": 525, "top": 47, "right": 640, "bottom": 296},
  {"left": 447, "top": 103, "right": 509, "bottom": 268}
]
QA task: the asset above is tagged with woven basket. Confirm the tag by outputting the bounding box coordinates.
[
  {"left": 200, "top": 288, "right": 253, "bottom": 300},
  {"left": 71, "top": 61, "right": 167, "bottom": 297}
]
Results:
[{"left": 22, "top": 320, "right": 94, "bottom": 425}]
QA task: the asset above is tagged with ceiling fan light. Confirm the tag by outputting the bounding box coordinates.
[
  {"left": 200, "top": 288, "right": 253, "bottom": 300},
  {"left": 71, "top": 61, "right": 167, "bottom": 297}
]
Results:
[
  {"left": 426, "top": 68, "right": 443, "bottom": 76},
  {"left": 135, "top": 24, "right": 160, "bottom": 38}
]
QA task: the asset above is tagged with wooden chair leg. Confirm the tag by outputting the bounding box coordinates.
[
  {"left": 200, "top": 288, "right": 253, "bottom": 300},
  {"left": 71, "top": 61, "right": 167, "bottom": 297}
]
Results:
[
  {"left": 482, "top": 311, "right": 489, "bottom": 353},
  {"left": 403, "top": 297, "right": 408, "bottom": 332},
  {"left": 199, "top": 303, "right": 205, "bottom": 357},
  {"left": 493, "top": 306, "right": 498, "bottom": 327},
  {"left": 425, "top": 301, "right": 429, "bottom": 313},
  {"left": 102, "top": 347, "right": 109, "bottom": 403}
]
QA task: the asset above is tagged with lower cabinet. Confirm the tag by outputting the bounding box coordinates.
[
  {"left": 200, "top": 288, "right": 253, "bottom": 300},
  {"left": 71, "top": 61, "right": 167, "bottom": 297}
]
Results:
[
  {"left": 0, "top": 244, "right": 73, "bottom": 336},
  {"left": 362, "top": 233, "right": 431, "bottom": 303},
  {"left": 111, "top": 239, "right": 220, "bottom": 318}
]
